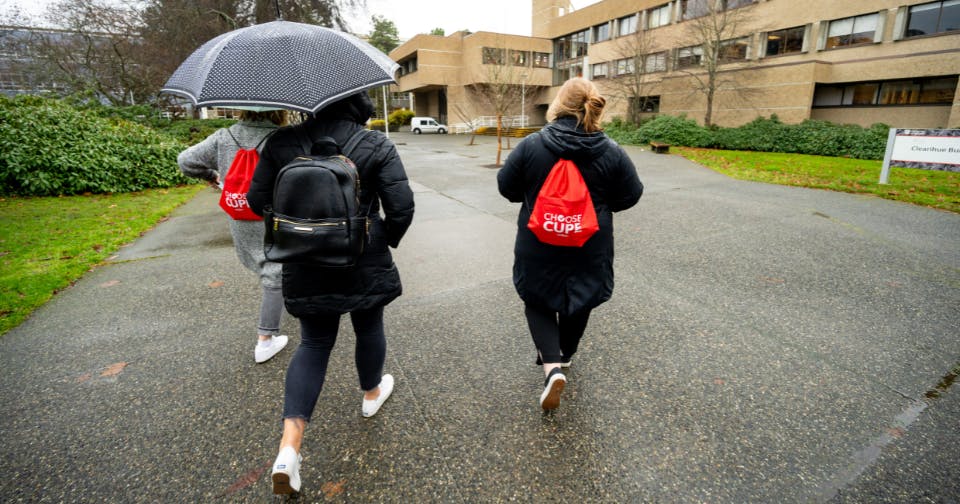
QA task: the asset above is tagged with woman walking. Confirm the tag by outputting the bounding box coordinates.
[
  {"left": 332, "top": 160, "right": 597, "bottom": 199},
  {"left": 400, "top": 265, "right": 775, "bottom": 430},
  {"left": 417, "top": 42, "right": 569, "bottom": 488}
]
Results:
[
  {"left": 246, "top": 92, "right": 414, "bottom": 495},
  {"left": 177, "top": 108, "right": 290, "bottom": 364},
  {"left": 497, "top": 77, "right": 643, "bottom": 410}
]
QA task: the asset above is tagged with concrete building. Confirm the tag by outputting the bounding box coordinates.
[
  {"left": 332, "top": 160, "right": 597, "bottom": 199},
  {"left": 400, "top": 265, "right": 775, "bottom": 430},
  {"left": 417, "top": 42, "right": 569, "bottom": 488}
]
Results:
[{"left": 390, "top": 0, "right": 960, "bottom": 128}]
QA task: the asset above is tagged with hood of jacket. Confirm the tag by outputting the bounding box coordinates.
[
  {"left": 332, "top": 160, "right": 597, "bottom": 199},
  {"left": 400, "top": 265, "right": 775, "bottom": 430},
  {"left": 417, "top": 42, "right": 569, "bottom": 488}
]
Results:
[{"left": 539, "top": 116, "right": 609, "bottom": 160}]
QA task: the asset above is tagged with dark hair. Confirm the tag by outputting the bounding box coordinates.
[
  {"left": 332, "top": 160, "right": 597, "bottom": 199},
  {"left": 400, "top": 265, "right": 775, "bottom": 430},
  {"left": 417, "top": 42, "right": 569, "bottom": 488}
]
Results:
[{"left": 316, "top": 92, "right": 374, "bottom": 124}]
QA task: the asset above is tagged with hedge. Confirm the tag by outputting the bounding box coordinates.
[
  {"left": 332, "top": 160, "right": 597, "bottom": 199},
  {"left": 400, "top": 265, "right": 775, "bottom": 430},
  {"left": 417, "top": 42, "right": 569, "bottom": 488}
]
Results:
[
  {"left": 0, "top": 96, "right": 192, "bottom": 196},
  {"left": 604, "top": 114, "right": 890, "bottom": 160}
]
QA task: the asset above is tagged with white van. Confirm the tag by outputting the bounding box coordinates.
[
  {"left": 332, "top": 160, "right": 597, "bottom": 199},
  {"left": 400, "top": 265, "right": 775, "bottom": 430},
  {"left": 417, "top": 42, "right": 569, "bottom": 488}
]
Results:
[{"left": 410, "top": 117, "right": 447, "bottom": 134}]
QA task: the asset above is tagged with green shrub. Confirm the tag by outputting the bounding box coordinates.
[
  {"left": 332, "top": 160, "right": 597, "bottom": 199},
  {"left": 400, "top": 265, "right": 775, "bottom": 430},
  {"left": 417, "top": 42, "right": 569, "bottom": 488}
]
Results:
[
  {"left": 150, "top": 118, "right": 237, "bottom": 145},
  {"left": 636, "top": 114, "right": 714, "bottom": 147},
  {"left": 607, "top": 112, "right": 888, "bottom": 159},
  {"left": 0, "top": 95, "right": 192, "bottom": 196},
  {"left": 369, "top": 119, "right": 386, "bottom": 132},
  {"left": 604, "top": 117, "right": 647, "bottom": 145},
  {"left": 389, "top": 108, "right": 415, "bottom": 129}
]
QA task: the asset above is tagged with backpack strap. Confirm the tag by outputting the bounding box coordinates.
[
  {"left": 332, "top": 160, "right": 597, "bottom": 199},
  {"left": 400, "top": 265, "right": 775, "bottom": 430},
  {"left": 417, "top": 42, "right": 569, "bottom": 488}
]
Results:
[
  {"left": 226, "top": 126, "right": 274, "bottom": 151},
  {"left": 225, "top": 127, "right": 241, "bottom": 148},
  {"left": 295, "top": 128, "right": 314, "bottom": 156},
  {"left": 341, "top": 128, "right": 369, "bottom": 159}
]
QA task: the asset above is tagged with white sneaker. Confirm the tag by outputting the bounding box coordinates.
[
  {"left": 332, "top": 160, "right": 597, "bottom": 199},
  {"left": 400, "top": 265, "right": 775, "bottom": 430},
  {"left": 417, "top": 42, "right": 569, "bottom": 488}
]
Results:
[
  {"left": 361, "top": 374, "right": 394, "bottom": 418},
  {"left": 271, "top": 446, "right": 302, "bottom": 494},
  {"left": 255, "top": 335, "right": 288, "bottom": 363},
  {"left": 539, "top": 368, "right": 566, "bottom": 410}
]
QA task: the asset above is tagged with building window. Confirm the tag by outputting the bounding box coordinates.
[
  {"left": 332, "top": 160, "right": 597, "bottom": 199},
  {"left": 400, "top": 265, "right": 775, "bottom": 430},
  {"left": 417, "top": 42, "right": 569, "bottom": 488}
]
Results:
[
  {"left": 554, "top": 30, "right": 589, "bottom": 85},
  {"left": 676, "top": 46, "right": 703, "bottom": 68},
  {"left": 618, "top": 14, "right": 638, "bottom": 36},
  {"left": 682, "top": 0, "right": 711, "bottom": 20},
  {"left": 720, "top": 37, "right": 750, "bottom": 60},
  {"left": 905, "top": 0, "right": 960, "bottom": 38},
  {"left": 644, "top": 52, "right": 668, "bottom": 73},
  {"left": 615, "top": 57, "right": 636, "bottom": 75},
  {"left": 594, "top": 23, "right": 610, "bottom": 42},
  {"left": 813, "top": 76, "right": 958, "bottom": 106},
  {"left": 533, "top": 52, "right": 551, "bottom": 68},
  {"left": 398, "top": 57, "right": 417, "bottom": 76},
  {"left": 555, "top": 30, "right": 589, "bottom": 61},
  {"left": 633, "top": 95, "right": 661, "bottom": 113},
  {"left": 647, "top": 4, "right": 671, "bottom": 29},
  {"left": 825, "top": 13, "right": 879, "bottom": 49},
  {"left": 510, "top": 50, "right": 530, "bottom": 66},
  {"left": 592, "top": 62, "right": 608, "bottom": 78},
  {"left": 482, "top": 47, "right": 505, "bottom": 65},
  {"left": 722, "top": 0, "right": 756, "bottom": 9},
  {"left": 766, "top": 26, "right": 805, "bottom": 56}
]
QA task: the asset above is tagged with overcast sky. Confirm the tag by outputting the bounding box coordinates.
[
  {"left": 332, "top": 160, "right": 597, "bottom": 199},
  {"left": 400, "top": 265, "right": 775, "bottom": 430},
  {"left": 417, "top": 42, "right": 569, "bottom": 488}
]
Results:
[{"left": 2, "top": 0, "right": 601, "bottom": 40}]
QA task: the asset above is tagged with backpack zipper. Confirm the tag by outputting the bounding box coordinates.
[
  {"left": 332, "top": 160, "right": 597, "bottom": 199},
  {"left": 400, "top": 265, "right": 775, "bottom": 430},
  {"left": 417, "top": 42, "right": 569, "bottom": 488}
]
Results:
[{"left": 273, "top": 217, "right": 346, "bottom": 231}]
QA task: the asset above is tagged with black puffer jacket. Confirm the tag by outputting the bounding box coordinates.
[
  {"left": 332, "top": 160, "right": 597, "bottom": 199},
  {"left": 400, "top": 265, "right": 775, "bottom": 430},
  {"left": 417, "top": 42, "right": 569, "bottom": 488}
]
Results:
[
  {"left": 247, "top": 96, "right": 414, "bottom": 316},
  {"left": 497, "top": 116, "right": 642, "bottom": 315}
]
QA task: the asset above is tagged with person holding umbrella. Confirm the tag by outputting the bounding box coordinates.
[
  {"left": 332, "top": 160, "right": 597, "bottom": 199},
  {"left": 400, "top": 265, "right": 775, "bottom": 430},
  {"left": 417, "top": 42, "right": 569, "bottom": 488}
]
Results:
[
  {"left": 177, "top": 108, "right": 291, "bottom": 364},
  {"left": 246, "top": 91, "right": 414, "bottom": 495},
  {"left": 497, "top": 77, "right": 643, "bottom": 411},
  {"left": 161, "top": 20, "right": 410, "bottom": 495}
]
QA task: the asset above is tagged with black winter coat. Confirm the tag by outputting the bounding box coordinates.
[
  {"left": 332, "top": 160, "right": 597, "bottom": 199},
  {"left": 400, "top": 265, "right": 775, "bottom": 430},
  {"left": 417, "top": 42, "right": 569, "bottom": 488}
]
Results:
[
  {"left": 247, "top": 112, "right": 414, "bottom": 316},
  {"left": 497, "top": 116, "right": 642, "bottom": 315}
]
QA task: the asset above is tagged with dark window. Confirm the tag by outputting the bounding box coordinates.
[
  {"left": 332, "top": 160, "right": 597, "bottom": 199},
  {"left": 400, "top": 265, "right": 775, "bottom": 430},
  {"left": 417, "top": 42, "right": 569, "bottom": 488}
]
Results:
[
  {"left": 723, "top": 0, "right": 756, "bottom": 9},
  {"left": 677, "top": 46, "right": 703, "bottom": 68},
  {"left": 594, "top": 23, "right": 610, "bottom": 42},
  {"left": 533, "top": 52, "right": 551, "bottom": 68},
  {"left": 482, "top": 47, "right": 505, "bottom": 65},
  {"left": 906, "top": 0, "right": 960, "bottom": 37},
  {"left": 766, "top": 26, "right": 805, "bottom": 56},
  {"left": 813, "top": 76, "right": 958, "bottom": 107},
  {"left": 633, "top": 96, "right": 660, "bottom": 113},
  {"left": 510, "top": 50, "right": 530, "bottom": 66},
  {"left": 682, "top": 0, "right": 711, "bottom": 20},
  {"left": 720, "top": 38, "right": 749, "bottom": 60}
]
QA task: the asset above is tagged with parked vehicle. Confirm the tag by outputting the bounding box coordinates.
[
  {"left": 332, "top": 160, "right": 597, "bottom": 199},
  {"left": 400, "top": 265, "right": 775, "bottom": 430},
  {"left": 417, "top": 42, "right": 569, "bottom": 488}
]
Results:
[{"left": 410, "top": 117, "right": 447, "bottom": 134}]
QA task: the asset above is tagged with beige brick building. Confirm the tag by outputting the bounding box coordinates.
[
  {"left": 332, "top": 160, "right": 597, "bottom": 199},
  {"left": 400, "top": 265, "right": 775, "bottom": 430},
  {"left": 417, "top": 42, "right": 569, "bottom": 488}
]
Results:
[{"left": 390, "top": 0, "right": 960, "bottom": 128}]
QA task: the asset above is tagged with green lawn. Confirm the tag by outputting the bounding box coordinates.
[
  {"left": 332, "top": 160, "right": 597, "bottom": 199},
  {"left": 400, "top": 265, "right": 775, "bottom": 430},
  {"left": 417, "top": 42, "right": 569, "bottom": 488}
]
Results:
[
  {"left": 675, "top": 147, "right": 960, "bottom": 214},
  {"left": 0, "top": 185, "right": 205, "bottom": 335}
]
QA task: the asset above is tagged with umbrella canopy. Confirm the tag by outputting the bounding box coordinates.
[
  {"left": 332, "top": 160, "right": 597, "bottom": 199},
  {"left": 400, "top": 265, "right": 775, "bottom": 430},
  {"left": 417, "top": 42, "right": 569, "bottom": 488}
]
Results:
[{"left": 161, "top": 20, "right": 399, "bottom": 114}]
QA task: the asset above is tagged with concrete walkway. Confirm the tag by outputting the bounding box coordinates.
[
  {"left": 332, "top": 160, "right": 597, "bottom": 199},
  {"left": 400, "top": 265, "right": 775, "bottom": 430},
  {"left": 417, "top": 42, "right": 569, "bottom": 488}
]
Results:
[{"left": 1, "top": 132, "right": 958, "bottom": 502}]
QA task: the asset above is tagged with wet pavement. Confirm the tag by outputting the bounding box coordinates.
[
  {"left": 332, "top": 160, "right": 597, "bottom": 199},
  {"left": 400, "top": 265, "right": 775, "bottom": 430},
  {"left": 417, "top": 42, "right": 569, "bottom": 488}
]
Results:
[{"left": 1, "top": 132, "right": 958, "bottom": 502}]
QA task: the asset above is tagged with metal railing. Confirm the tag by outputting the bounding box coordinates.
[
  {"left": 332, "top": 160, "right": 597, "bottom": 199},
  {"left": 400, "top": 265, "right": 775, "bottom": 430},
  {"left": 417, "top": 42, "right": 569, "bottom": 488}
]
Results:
[{"left": 452, "top": 115, "right": 530, "bottom": 134}]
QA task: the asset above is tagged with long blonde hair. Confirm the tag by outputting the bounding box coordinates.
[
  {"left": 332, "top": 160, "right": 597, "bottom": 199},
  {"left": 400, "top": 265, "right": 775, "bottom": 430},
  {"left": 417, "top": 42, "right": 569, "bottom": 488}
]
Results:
[{"left": 545, "top": 77, "right": 607, "bottom": 133}]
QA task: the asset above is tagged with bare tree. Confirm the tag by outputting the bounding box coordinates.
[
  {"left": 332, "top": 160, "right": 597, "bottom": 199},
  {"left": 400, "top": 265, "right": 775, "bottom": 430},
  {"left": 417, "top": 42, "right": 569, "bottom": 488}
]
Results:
[
  {"left": 677, "top": 0, "right": 758, "bottom": 126},
  {"left": 465, "top": 46, "right": 537, "bottom": 165},
  {"left": 29, "top": 0, "right": 149, "bottom": 105},
  {"left": 601, "top": 28, "right": 660, "bottom": 125}
]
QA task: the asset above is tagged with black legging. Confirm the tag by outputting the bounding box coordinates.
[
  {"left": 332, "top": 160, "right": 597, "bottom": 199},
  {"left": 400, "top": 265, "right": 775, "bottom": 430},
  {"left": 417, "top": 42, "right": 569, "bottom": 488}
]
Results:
[
  {"left": 282, "top": 306, "right": 386, "bottom": 422},
  {"left": 524, "top": 303, "right": 591, "bottom": 364}
]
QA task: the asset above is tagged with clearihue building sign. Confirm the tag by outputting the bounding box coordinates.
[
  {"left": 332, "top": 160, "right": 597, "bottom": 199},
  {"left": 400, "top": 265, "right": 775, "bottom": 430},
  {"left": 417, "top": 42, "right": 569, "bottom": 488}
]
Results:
[{"left": 880, "top": 128, "right": 960, "bottom": 184}]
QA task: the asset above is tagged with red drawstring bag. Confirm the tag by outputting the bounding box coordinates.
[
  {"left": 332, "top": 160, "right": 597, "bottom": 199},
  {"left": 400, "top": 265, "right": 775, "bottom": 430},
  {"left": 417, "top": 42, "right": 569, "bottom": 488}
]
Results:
[
  {"left": 527, "top": 158, "right": 599, "bottom": 247},
  {"left": 219, "top": 131, "right": 270, "bottom": 221}
]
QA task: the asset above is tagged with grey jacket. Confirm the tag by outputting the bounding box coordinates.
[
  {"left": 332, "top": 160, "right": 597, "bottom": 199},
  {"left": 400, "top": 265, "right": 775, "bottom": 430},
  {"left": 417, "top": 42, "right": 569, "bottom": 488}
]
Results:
[
  {"left": 177, "top": 121, "right": 283, "bottom": 289},
  {"left": 177, "top": 121, "right": 279, "bottom": 184}
]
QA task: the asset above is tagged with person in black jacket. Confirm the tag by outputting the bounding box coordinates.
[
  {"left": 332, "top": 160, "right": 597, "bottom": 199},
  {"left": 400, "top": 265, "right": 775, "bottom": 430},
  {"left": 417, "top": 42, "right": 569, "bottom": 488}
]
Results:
[
  {"left": 497, "top": 77, "right": 643, "bottom": 411},
  {"left": 246, "top": 92, "right": 414, "bottom": 495}
]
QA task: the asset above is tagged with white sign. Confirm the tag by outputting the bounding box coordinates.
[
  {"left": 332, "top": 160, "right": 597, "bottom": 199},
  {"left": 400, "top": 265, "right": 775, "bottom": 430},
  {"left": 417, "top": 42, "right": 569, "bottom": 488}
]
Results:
[{"left": 880, "top": 128, "right": 960, "bottom": 184}]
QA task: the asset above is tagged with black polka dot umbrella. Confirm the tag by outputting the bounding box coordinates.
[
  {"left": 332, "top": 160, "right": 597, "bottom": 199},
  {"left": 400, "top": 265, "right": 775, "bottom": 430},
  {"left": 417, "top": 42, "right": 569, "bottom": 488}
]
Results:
[{"left": 161, "top": 20, "right": 399, "bottom": 114}]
